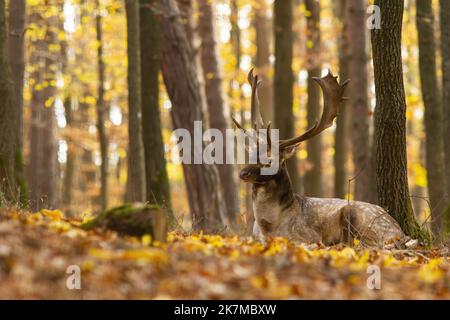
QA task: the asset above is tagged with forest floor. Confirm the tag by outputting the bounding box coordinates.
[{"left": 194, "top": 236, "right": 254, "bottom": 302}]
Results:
[{"left": 0, "top": 207, "right": 448, "bottom": 299}]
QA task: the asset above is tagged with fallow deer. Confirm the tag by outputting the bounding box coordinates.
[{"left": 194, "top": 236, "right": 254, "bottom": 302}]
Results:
[{"left": 232, "top": 69, "right": 404, "bottom": 247}]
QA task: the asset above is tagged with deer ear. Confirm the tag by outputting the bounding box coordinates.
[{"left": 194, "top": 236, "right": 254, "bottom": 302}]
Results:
[{"left": 281, "top": 144, "right": 300, "bottom": 161}]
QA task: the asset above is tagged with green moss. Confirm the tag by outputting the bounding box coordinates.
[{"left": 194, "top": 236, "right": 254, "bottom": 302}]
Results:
[
  {"left": 403, "top": 217, "right": 432, "bottom": 247},
  {"left": 81, "top": 203, "right": 161, "bottom": 237}
]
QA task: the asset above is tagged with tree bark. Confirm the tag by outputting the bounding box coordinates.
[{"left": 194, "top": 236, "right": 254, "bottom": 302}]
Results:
[
  {"left": 371, "top": 0, "right": 426, "bottom": 240},
  {"left": 303, "top": 0, "right": 322, "bottom": 197},
  {"left": 416, "top": 0, "right": 447, "bottom": 237},
  {"left": 7, "top": 0, "right": 25, "bottom": 151},
  {"left": 159, "top": 0, "right": 228, "bottom": 231},
  {"left": 230, "top": 0, "right": 253, "bottom": 232},
  {"left": 140, "top": 0, "right": 172, "bottom": 215},
  {"left": 273, "top": 0, "right": 299, "bottom": 191},
  {"left": 346, "top": 0, "right": 374, "bottom": 203},
  {"left": 333, "top": 0, "right": 349, "bottom": 199},
  {"left": 439, "top": 0, "right": 450, "bottom": 232},
  {"left": 0, "top": 0, "right": 18, "bottom": 203},
  {"left": 125, "top": 0, "right": 146, "bottom": 202},
  {"left": 60, "top": 14, "right": 76, "bottom": 216},
  {"left": 96, "top": 0, "right": 108, "bottom": 211},
  {"left": 197, "top": 0, "right": 239, "bottom": 225},
  {"left": 28, "top": 2, "right": 60, "bottom": 210}
]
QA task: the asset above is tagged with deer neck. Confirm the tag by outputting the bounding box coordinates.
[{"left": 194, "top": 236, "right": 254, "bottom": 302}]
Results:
[{"left": 251, "top": 164, "right": 299, "bottom": 233}]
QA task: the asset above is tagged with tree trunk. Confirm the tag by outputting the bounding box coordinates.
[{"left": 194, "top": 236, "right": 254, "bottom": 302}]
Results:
[
  {"left": 254, "top": 1, "right": 273, "bottom": 123},
  {"left": 439, "top": 0, "right": 450, "bottom": 232},
  {"left": 333, "top": 0, "right": 349, "bottom": 199},
  {"left": 371, "top": 0, "right": 427, "bottom": 241},
  {"left": 140, "top": 0, "right": 172, "bottom": 216},
  {"left": 125, "top": 0, "right": 146, "bottom": 202},
  {"left": 303, "top": 0, "right": 322, "bottom": 197},
  {"left": 346, "top": 0, "right": 374, "bottom": 203},
  {"left": 0, "top": 0, "right": 18, "bottom": 203},
  {"left": 230, "top": 0, "right": 253, "bottom": 232},
  {"left": 96, "top": 0, "right": 108, "bottom": 211},
  {"left": 197, "top": 0, "right": 239, "bottom": 225},
  {"left": 62, "top": 95, "right": 77, "bottom": 215},
  {"left": 7, "top": 0, "right": 25, "bottom": 151},
  {"left": 159, "top": 0, "right": 227, "bottom": 231},
  {"left": 416, "top": 0, "right": 447, "bottom": 238},
  {"left": 273, "top": 0, "right": 299, "bottom": 191},
  {"left": 28, "top": 2, "right": 60, "bottom": 211},
  {"left": 60, "top": 17, "right": 77, "bottom": 216}
]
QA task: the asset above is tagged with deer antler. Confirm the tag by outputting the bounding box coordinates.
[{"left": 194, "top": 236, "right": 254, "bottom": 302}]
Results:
[
  {"left": 248, "top": 69, "right": 265, "bottom": 129},
  {"left": 231, "top": 68, "right": 267, "bottom": 142},
  {"left": 279, "top": 70, "right": 349, "bottom": 149}
]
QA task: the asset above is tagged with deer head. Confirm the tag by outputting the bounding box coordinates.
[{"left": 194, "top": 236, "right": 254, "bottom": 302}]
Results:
[{"left": 232, "top": 68, "right": 350, "bottom": 185}]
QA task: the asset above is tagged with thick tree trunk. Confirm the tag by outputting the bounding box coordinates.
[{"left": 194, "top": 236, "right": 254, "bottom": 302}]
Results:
[
  {"left": 439, "top": 0, "right": 450, "bottom": 232},
  {"left": 346, "top": 0, "right": 374, "bottom": 203},
  {"left": 254, "top": 1, "right": 273, "bottom": 123},
  {"left": 371, "top": 0, "right": 427, "bottom": 240},
  {"left": 0, "top": 0, "right": 18, "bottom": 203},
  {"left": 125, "top": 0, "right": 146, "bottom": 202},
  {"left": 273, "top": 0, "right": 299, "bottom": 192},
  {"left": 140, "top": 0, "right": 172, "bottom": 217},
  {"left": 197, "top": 0, "right": 239, "bottom": 225},
  {"left": 416, "top": 0, "right": 447, "bottom": 237},
  {"left": 96, "top": 0, "right": 108, "bottom": 211},
  {"left": 333, "top": 0, "right": 349, "bottom": 199},
  {"left": 28, "top": 3, "right": 60, "bottom": 211},
  {"left": 303, "top": 0, "right": 322, "bottom": 197},
  {"left": 7, "top": 0, "right": 25, "bottom": 151},
  {"left": 159, "top": 0, "right": 228, "bottom": 231}
]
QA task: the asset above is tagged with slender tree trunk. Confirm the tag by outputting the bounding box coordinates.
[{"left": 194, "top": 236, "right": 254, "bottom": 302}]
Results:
[
  {"left": 333, "top": 0, "right": 349, "bottom": 199},
  {"left": 140, "top": 0, "right": 172, "bottom": 216},
  {"left": 197, "top": 0, "right": 239, "bottom": 225},
  {"left": 74, "top": 0, "right": 95, "bottom": 209},
  {"left": 371, "top": 0, "right": 427, "bottom": 240},
  {"left": 439, "top": 0, "right": 450, "bottom": 233},
  {"left": 96, "top": 0, "right": 108, "bottom": 211},
  {"left": 60, "top": 15, "right": 76, "bottom": 216},
  {"left": 230, "top": 0, "right": 253, "bottom": 232},
  {"left": 416, "top": 0, "right": 447, "bottom": 237},
  {"left": 62, "top": 95, "right": 77, "bottom": 214},
  {"left": 254, "top": 1, "right": 273, "bottom": 122},
  {"left": 274, "top": 0, "right": 299, "bottom": 191},
  {"left": 125, "top": 0, "right": 146, "bottom": 202},
  {"left": 346, "top": 0, "right": 374, "bottom": 203},
  {"left": 303, "top": 0, "right": 322, "bottom": 197},
  {"left": 0, "top": 0, "right": 18, "bottom": 203},
  {"left": 159, "top": 0, "right": 228, "bottom": 231}
]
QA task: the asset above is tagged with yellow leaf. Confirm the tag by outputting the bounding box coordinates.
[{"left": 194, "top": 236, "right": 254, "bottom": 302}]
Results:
[
  {"left": 40, "top": 209, "right": 64, "bottom": 220},
  {"left": 141, "top": 234, "right": 152, "bottom": 246}
]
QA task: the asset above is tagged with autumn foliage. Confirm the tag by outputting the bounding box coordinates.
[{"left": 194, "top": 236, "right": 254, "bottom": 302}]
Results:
[{"left": 0, "top": 208, "right": 448, "bottom": 299}]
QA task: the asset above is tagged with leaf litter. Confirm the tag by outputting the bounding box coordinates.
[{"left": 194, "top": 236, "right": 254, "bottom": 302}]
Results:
[{"left": 0, "top": 208, "right": 448, "bottom": 299}]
